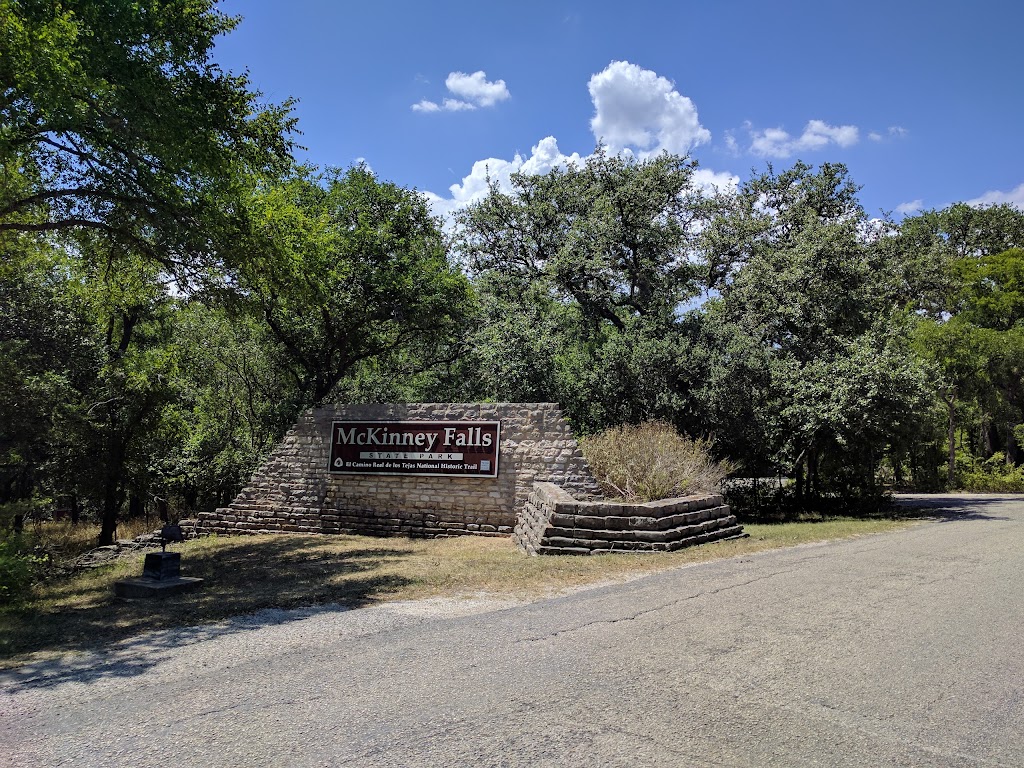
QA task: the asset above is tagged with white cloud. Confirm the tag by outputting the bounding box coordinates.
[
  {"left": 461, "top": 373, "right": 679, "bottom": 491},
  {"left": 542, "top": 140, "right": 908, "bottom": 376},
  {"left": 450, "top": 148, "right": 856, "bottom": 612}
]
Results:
[
  {"left": 442, "top": 98, "right": 476, "bottom": 112},
  {"left": 411, "top": 100, "right": 441, "bottom": 113},
  {"left": 859, "top": 217, "right": 897, "bottom": 242},
  {"left": 967, "top": 183, "right": 1024, "bottom": 209},
  {"left": 412, "top": 70, "right": 509, "bottom": 113},
  {"left": 693, "top": 168, "right": 739, "bottom": 195},
  {"left": 446, "top": 71, "right": 510, "bottom": 107},
  {"left": 424, "top": 62, "right": 737, "bottom": 222},
  {"left": 424, "top": 138, "right": 736, "bottom": 221},
  {"left": 588, "top": 60, "right": 710, "bottom": 156},
  {"left": 748, "top": 119, "right": 860, "bottom": 158},
  {"left": 424, "top": 136, "right": 583, "bottom": 220},
  {"left": 723, "top": 132, "right": 740, "bottom": 156},
  {"left": 869, "top": 125, "right": 908, "bottom": 143},
  {"left": 895, "top": 199, "right": 924, "bottom": 215}
]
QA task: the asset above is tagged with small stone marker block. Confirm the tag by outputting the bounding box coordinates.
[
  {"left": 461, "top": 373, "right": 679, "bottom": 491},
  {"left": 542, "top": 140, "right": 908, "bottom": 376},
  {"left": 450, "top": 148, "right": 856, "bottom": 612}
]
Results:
[
  {"left": 143, "top": 551, "right": 180, "bottom": 580},
  {"left": 114, "top": 551, "right": 204, "bottom": 598}
]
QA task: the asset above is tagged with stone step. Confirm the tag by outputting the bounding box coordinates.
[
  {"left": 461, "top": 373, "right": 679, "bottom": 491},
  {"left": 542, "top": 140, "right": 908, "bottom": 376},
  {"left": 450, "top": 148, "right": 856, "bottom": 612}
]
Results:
[
  {"left": 551, "top": 505, "right": 732, "bottom": 532},
  {"left": 536, "top": 522, "right": 747, "bottom": 555}
]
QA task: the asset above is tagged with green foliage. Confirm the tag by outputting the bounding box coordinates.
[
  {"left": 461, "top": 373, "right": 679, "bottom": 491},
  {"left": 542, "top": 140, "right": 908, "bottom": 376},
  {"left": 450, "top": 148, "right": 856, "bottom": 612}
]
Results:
[
  {"left": 241, "top": 165, "right": 474, "bottom": 406},
  {"left": 0, "top": 239, "right": 100, "bottom": 504},
  {"left": 911, "top": 244, "right": 1024, "bottom": 487},
  {"left": 156, "top": 304, "right": 297, "bottom": 511},
  {"left": 701, "top": 163, "right": 934, "bottom": 496},
  {"left": 580, "top": 422, "right": 733, "bottom": 502},
  {"left": 0, "top": 0, "right": 296, "bottom": 271},
  {"left": 0, "top": 0, "right": 297, "bottom": 542},
  {"left": 0, "top": 499, "right": 50, "bottom": 606},
  {"left": 899, "top": 203, "right": 1024, "bottom": 261},
  {"left": 0, "top": 535, "right": 38, "bottom": 607},
  {"left": 0, "top": 4, "right": 471, "bottom": 543},
  {"left": 946, "top": 453, "right": 1024, "bottom": 493},
  {"left": 464, "top": 296, "right": 560, "bottom": 403},
  {"left": 5, "top": 5, "right": 1023, "bottom": 551},
  {"left": 952, "top": 248, "right": 1024, "bottom": 330},
  {"left": 699, "top": 161, "right": 866, "bottom": 291},
  {"left": 456, "top": 148, "right": 715, "bottom": 432},
  {"left": 458, "top": 148, "right": 708, "bottom": 329}
]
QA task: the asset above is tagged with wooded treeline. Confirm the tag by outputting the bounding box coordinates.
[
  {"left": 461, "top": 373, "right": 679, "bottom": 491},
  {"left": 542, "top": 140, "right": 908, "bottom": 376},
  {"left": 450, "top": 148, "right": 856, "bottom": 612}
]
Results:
[{"left": 3, "top": 1, "right": 1023, "bottom": 542}]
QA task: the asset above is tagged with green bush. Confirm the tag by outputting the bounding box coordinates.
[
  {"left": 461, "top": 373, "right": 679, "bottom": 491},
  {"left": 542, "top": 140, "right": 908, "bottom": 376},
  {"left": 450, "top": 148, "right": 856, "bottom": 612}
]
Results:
[
  {"left": 0, "top": 536, "right": 38, "bottom": 608},
  {"left": 580, "top": 421, "right": 733, "bottom": 502},
  {"left": 952, "top": 453, "right": 1024, "bottom": 492},
  {"left": 723, "top": 480, "right": 893, "bottom": 523}
]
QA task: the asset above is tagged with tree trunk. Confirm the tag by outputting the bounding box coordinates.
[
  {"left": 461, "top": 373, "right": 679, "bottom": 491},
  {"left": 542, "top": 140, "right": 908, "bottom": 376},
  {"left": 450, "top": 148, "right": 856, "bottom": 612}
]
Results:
[
  {"left": 70, "top": 493, "right": 80, "bottom": 525},
  {"left": 981, "top": 414, "right": 994, "bottom": 458},
  {"left": 808, "top": 449, "right": 820, "bottom": 499},
  {"left": 98, "top": 442, "right": 127, "bottom": 546},
  {"left": 793, "top": 449, "right": 807, "bottom": 506},
  {"left": 99, "top": 482, "right": 119, "bottom": 546}
]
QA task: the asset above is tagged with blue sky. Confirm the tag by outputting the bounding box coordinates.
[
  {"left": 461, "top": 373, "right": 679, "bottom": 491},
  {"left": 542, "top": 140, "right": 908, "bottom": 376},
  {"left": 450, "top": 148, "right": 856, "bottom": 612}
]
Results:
[{"left": 215, "top": 0, "right": 1024, "bottom": 220}]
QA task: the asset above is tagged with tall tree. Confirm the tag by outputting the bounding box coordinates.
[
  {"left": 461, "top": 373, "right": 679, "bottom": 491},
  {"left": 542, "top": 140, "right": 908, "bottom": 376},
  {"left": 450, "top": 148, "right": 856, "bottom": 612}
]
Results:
[
  {"left": 900, "top": 203, "right": 1024, "bottom": 261},
  {"left": 703, "top": 163, "right": 932, "bottom": 499},
  {"left": 0, "top": 0, "right": 296, "bottom": 275},
  {"left": 158, "top": 303, "right": 297, "bottom": 512},
  {"left": 1, "top": 0, "right": 300, "bottom": 542},
  {"left": 64, "top": 238, "right": 181, "bottom": 544},
  {"left": 0, "top": 235, "right": 99, "bottom": 516},
  {"left": 913, "top": 318, "right": 994, "bottom": 485},
  {"left": 458, "top": 148, "right": 709, "bottom": 331},
  {"left": 240, "top": 165, "right": 473, "bottom": 407},
  {"left": 456, "top": 148, "right": 716, "bottom": 431},
  {"left": 912, "top": 246, "right": 1024, "bottom": 480}
]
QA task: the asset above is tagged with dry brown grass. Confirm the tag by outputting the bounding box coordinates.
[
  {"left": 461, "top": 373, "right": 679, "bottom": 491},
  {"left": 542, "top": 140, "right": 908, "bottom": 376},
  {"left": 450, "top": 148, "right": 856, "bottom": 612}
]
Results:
[
  {"left": 581, "top": 421, "right": 735, "bottom": 501},
  {"left": 19, "top": 517, "right": 162, "bottom": 565},
  {"left": 0, "top": 516, "right": 914, "bottom": 668}
]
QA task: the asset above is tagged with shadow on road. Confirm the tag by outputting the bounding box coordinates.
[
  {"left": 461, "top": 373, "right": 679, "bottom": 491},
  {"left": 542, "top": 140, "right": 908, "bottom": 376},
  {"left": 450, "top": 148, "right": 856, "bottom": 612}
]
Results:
[
  {"left": 1, "top": 535, "right": 416, "bottom": 690},
  {"left": 892, "top": 493, "right": 1021, "bottom": 523}
]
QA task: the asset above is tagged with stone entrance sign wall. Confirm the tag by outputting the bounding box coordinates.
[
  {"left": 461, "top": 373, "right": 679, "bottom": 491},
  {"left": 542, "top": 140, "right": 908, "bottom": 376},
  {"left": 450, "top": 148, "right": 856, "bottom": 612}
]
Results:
[{"left": 195, "top": 403, "right": 602, "bottom": 538}]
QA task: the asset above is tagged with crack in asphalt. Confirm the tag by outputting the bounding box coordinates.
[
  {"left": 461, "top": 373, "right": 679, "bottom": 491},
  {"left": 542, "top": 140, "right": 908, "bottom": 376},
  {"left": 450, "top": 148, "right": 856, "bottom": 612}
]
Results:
[{"left": 517, "top": 568, "right": 800, "bottom": 643}]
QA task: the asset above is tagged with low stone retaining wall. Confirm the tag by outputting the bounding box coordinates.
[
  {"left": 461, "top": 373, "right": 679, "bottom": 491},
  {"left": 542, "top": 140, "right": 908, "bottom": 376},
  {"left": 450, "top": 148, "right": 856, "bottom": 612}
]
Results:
[{"left": 514, "top": 482, "right": 745, "bottom": 555}]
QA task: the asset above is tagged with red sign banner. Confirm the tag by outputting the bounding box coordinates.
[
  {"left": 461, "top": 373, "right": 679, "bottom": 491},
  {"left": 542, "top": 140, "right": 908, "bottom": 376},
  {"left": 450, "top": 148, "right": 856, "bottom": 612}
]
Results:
[{"left": 328, "top": 420, "right": 500, "bottom": 478}]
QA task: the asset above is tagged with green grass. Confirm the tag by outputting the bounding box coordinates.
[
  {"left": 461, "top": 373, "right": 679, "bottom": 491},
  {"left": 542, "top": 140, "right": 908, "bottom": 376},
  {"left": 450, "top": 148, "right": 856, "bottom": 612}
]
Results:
[{"left": 0, "top": 516, "right": 914, "bottom": 668}]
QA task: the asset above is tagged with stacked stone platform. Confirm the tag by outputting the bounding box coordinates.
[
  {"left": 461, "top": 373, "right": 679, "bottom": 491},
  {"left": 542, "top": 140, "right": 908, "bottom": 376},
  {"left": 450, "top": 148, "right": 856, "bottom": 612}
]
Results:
[{"left": 514, "top": 482, "right": 745, "bottom": 555}]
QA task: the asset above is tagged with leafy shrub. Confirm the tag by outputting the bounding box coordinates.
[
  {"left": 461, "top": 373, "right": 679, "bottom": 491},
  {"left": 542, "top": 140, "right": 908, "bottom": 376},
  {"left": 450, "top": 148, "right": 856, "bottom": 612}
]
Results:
[
  {"left": 723, "top": 479, "right": 892, "bottom": 523},
  {"left": 580, "top": 421, "right": 733, "bottom": 502},
  {"left": 950, "top": 453, "right": 1024, "bottom": 492},
  {"left": 0, "top": 537, "right": 39, "bottom": 608}
]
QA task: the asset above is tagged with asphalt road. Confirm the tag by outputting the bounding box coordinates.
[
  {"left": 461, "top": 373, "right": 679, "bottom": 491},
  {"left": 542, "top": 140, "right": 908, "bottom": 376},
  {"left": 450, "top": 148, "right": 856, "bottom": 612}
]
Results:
[{"left": 4, "top": 493, "right": 1023, "bottom": 767}]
